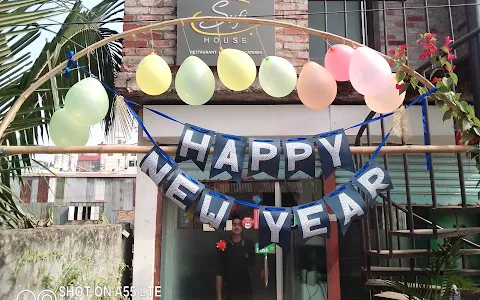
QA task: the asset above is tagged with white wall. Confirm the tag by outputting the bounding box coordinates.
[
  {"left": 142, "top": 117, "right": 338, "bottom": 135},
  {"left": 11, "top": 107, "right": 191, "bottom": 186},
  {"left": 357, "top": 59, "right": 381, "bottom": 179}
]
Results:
[{"left": 142, "top": 104, "right": 455, "bottom": 145}]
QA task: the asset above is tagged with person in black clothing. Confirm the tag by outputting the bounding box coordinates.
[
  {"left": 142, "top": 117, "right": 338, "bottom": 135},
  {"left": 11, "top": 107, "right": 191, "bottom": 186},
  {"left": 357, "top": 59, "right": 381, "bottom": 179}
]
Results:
[{"left": 216, "top": 213, "right": 262, "bottom": 300}]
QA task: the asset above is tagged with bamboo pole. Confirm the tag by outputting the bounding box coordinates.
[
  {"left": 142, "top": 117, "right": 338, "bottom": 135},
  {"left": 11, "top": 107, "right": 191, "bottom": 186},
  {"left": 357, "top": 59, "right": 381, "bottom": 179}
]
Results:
[
  {"left": 0, "top": 16, "right": 436, "bottom": 145},
  {"left": 1, "top": 145, "right": 474, "bottom": 155}
]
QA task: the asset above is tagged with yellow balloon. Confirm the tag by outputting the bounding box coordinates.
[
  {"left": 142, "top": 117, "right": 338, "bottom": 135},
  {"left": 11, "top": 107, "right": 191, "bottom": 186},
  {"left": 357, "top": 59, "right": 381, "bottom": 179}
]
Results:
[
  {"left": 136, "top": 53, "right": 172, "bottom": 95},
  {"left": 217, "top": 48, "right": 256, "bottom": 91}
]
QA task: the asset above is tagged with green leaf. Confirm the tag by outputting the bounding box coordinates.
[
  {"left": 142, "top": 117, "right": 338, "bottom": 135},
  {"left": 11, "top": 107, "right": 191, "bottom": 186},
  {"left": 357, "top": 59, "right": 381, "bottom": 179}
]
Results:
[
  {"left": 450, "top": 72, "right": 458, "bottom": 85},
  {"left": 399, "top": 82, "right": 410, "bottom": 95},
  {"left": 436, "top": 81, "right": 450, "bottom": 93},
  {"left": 459, "top": 101, "right": 470, "bottom": 113},
  {"left": 396, "top": 71, "right": 406, "bottom": 83},
  {"left": 455, "top": 93, "right": 462, "bottom": 101},
  {"left": 419, "top": 86, "right": 429, "bottom": 95},
  {"left": 410, "top": 77, "right": 419, "bottom": 89},
  {"left": 474, "top": 127, "right": 480, "bottom": 136},
  {"left": 442, "top": 77, "right": 454, "bottom": 89},
  {"left": 440, "top": 46, "right": 450, "bottom": 53},
  {"left": 430, "top": 55, "right": 437, "bottom": 65},
  {"left": 436, "top": 99, "right": 445, "bottom": 109},
  {"left": 462, "top": 118, "right": 473, "bottom": 131},
  {"left": 440, "top": 56, "right": 447, "bottom": 65},
  {"left": 443, "top": 110, "right": 452, "bottom": 121}
]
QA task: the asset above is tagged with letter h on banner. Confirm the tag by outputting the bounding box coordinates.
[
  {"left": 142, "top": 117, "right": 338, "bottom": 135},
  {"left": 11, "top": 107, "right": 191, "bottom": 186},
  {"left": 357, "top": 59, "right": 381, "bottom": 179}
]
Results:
[{"left": 175, "top": 124, "right": 215, "bottom": 171}]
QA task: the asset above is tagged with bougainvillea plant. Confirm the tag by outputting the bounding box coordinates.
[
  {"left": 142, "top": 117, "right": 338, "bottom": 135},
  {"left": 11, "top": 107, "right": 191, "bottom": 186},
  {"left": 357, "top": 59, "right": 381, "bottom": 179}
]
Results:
[{"left": 389, "top": 33, "right": 480, "bottom": 198}]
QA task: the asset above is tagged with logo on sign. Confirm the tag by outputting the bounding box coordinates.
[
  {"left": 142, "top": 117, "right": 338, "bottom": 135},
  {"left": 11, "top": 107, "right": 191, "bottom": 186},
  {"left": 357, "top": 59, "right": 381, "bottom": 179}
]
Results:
[{"left": 191, "top": 0, "right": 258, "bottom": 38}]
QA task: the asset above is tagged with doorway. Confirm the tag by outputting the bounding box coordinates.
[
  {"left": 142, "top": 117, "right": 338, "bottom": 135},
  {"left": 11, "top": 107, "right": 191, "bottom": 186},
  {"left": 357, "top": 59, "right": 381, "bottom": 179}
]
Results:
[{"left": 160, "top": 179, "right": 328, "bottom": 300}]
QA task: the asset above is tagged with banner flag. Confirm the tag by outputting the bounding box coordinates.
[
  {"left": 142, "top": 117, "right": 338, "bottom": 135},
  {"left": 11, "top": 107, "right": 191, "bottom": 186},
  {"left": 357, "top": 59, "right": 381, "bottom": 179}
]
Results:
[
  {"left": 247, "top": 138, "right": 281, "bottom": 178},
  {"left": 175, "top": 124, "right": 215, "bottom": 171},
  {"left": 210, "top": 133, "right": 248, "bottom": 183}
]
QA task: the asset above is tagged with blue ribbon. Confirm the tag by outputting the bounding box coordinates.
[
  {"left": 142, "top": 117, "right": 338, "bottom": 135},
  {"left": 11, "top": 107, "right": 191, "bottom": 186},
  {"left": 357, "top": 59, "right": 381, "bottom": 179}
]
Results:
[{"left": 421, "top": 99, "right": 431, "bottom": 170}]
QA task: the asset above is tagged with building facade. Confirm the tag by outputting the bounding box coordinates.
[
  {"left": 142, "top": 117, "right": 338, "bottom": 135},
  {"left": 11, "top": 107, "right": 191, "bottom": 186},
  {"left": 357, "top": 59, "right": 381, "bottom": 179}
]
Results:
[{"left": 116, "top": 1, "right": 479, "bottom": 299}]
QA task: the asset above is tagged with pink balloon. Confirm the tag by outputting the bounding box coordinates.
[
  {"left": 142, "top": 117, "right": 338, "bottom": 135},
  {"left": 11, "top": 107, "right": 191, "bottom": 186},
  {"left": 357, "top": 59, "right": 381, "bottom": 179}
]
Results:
[
  {"left": 364, "top": 74, "right": 406, "bottom": 113},
  {"left": 297, "top": 61, "right": 337, "bottom": 110},
  {"left": 349, "top": 47, "right": 392, "bottom": 96},
  {"left": 324, "top": 44, "right": 354, "bottom": 82}
]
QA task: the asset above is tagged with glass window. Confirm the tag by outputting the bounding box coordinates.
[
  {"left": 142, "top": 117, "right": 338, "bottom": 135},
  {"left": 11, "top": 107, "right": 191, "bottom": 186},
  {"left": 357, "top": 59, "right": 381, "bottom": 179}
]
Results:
[{"left": 308, "top": 1, "right": 363, "bottom": 64}]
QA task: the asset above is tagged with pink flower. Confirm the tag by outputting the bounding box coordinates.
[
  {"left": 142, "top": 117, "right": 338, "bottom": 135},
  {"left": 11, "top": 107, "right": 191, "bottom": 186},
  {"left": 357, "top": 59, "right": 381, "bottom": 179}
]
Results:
[
  {"left": 388, "top": 49, "right": 396, "bottom": 55},
  {"left": 396, "top": 83, "right": 405, "bottom": 90},
  {"left": 447, "top": 54, "right": 456, "bottom": 61},
  {"left": 445, "top": 36, "right": 454, "bottom": 46},
  {"left": 432, "top": 77, "right": 442, "bottom": 83}
]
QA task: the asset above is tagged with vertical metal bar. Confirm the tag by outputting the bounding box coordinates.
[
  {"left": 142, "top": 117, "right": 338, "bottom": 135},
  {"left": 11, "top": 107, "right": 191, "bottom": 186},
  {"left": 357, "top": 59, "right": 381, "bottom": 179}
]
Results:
[
  {"left": 395, "top": 207, "right": 402, "bottom": 267},
  {"left": 274, "top": 182, "right": 283, "bottom": 300},
  {"left": 380, "top": 119, "right": 393, "bottom": 259},
  {"left": 343, "top": 0, "right": 348, "bottom": 39},
  {"left": 457, "top": 154, "right": 468, "bottom": 208}
]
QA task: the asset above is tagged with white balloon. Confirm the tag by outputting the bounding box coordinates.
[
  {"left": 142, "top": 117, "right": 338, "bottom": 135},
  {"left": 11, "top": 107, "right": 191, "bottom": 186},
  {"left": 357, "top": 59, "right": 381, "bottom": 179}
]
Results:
[{"left": 259, "top": 56, "right": 297, "bottom": 98}]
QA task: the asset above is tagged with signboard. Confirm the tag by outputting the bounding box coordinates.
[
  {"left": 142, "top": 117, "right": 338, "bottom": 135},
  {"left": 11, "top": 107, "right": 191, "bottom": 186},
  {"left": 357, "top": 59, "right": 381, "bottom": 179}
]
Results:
[
  {"left": 177, "top": 0, "right": 275, "bottom": 66},
  {"left": 255, "top": 242, "right": 276, "bottom": 254}
]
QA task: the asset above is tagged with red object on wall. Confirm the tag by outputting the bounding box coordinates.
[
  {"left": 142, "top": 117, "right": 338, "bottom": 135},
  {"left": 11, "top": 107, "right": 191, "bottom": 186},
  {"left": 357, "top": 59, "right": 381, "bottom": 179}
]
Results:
[{"left": 253, "top": 209, "right": 259, "bottom": 230}]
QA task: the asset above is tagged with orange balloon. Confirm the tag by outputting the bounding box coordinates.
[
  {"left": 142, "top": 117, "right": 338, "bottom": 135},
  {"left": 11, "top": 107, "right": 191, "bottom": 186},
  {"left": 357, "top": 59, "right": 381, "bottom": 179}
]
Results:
[
  {"left": 297, "top": 61, "right": 337, "bottom": 110},
  {"left": 364, "top": 74, "right": 406, "bottom": 113}
]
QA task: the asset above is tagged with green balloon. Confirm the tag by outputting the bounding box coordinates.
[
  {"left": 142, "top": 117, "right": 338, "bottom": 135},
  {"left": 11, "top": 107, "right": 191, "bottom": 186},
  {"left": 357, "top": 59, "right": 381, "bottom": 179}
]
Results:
[
  {"left": 50, "top": 108, "right": 89, "bottom": 147},
  {"left": 175, "top": 56, "right": 215, "bottom": 105},
  {"left": 64, "top": 77, "right": 109, "bottom": 126},
  {"left": 259, "top": 56, "right": 298, "bottom": 98}
]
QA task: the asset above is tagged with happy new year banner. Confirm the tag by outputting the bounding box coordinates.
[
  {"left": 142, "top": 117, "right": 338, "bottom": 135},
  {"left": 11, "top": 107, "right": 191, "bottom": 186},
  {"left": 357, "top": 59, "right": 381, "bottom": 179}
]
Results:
[
  {"left": 174, "top": 124, "right": 356, "bottom": 181},
  {"left": 140, "top": 144, "right": 393, "bottom": 252}
]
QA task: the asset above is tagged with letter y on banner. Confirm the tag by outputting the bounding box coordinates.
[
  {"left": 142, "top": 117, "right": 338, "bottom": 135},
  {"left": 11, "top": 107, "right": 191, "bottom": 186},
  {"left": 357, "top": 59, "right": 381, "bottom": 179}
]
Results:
[
  {"left": 195, "top": 188, "right": 234, "bottom": 230},
  {"left": 352, "top": 162, "right": 393, "bottom": 208},
  {"left": 175, "top": 124, "right": 215, "bottom": 171},
  {"left": 259, "top": 206, "right": 292, "bottom": 252},
  {"left": 316, "top": 129, "right": 356, "bottom": 178}
]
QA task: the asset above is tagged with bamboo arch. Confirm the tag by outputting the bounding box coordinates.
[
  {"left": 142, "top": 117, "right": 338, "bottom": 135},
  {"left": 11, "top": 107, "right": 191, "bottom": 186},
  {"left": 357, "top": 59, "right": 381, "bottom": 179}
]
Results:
[{"left": 1, "top": 16, "right": 468, "bottom": 156}]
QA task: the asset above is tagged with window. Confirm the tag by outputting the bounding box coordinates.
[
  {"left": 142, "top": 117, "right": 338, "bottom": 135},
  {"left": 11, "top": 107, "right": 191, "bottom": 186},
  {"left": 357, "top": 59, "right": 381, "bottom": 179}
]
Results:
[
  {"left": 128, "top": 161, "right": 135, "bottom": 167},
  {"left": 308, "top": 1, "right": 363, "bottom": 64}
]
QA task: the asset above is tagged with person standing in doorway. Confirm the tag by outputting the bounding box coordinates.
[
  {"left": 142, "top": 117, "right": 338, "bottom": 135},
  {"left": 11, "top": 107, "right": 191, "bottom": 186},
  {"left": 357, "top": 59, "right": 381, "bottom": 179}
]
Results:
[{"left": 216, "top": 212, "right": 262, "bottom": 300}]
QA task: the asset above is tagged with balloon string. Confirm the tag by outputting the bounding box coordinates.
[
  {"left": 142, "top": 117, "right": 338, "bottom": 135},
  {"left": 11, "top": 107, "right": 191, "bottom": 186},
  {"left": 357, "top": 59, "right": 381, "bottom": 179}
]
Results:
[
  {"left": 215, "top": 17, "right": 223, "bottom": 50},
  {"left": 255, "top": 26, "right": 268, "bottom": 58},
  {"left": 180, "top": 19, "right": 192, "bottom": 56},
  {"left": 150, "top": 29, "right": 155, "bottom": 53}
]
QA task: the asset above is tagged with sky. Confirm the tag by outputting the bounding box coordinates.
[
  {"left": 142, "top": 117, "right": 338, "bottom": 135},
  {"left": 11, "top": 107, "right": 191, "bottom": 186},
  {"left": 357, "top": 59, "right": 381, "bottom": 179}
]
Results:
[{"left": 26, "top": 1, "right": 136, "bottom": 162}]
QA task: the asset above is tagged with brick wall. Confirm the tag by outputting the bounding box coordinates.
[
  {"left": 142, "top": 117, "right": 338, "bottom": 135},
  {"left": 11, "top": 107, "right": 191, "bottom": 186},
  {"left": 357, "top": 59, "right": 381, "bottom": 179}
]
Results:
[
  {"left": 378, "top": 0, "right": 468, "bottom": 68},
  {"left": 116, "top": 0, "right": 469, "bottom": 100}
]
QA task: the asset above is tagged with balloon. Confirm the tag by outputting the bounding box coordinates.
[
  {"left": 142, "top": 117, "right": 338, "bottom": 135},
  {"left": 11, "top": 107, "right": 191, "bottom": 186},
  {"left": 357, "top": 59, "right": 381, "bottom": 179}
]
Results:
[
  {"left": 136, "top": 53, "right": 172, "bottom": 95},
  {"left": 364, "top": 74, "right": 406, "bottom": 113},
  {"left": 217, "top": 48, "right": 256, "bottom": 91},
  {"left": 349, "top": 47, "right": 392, "bottom": 96},
  {"left": 324, "top": 44, "right": 354, "bottom": 82},
  {"left": 50, "top": 108, "right": 89, "bottom": 147},
  {"left": 259, "top": 56, "right": 297, "bottom": 98},
  {"left": 297, "top": 61, "right": 337, "bottom": 110},
  {"left": 175, "top": 56, "right": 215, "bottom": 105},
  {"left": 64, "top": 77, "right": 109, "bottom": 126}
]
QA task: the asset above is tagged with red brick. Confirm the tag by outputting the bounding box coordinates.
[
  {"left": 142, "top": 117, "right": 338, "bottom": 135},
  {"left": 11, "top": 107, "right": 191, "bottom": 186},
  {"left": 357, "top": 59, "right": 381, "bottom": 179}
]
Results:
[
  {"left": 278, "top": 3, "right": 295, "bottom": 11},
  {"left": 123, "top": 48, "right": 136, "bottom": 56},
  {"left": 136, "top": 48, "right": 155, "bottom": 56},
  {"left": 163, "top": 48, "right": 177, "bottom": 56},
  {"left": 284, "top": 28, "right": 300, "bottom": 35},
  {"left": 134, "top": 32, "right": 163, "bottom": 40},
  {"left": 407, "top": 16, "right": 424, "bottom": 22},
  {"left": 124, "top": 15, "right": 135, "bottom": 21},
  {"left": 386, "top": 10, "right": 394, "bottom": 16},
  {"left": 137, "top": 15, "right": 163, "bottom": 21},
  {"left": 275, "top": 50, "right": 297, "bottom": 58},
  {"left": 163, "top": 32, "right": 177, "bottom": 39},
  {"left": 296, "top": 4, "right": 308, "bottom": 11},
  {"left": 284, "top": 42, "right": 308, "bottom": 51},
  {"left": 124, "top": 7, "right": 149, "bottom": 14},
  {"left": 275, "top": 42, "right": 283, "bottom": 50},
  {"left": 275, "top": 28, "right": 284, "bottom": 34},
  {"left": 152, "top": 40, "right": 176, "bottom": 47},
  {"left": 123, "top": 40, "right": 148, "bottom": 48},
  {"left": 138, "top": 0, "right": 158, "bottom": 7},
  {"left": 387, "top": 35, "right": 396, "bottom": 40},
  {"left": 150, "top": 7, "right": 175, "bottom": 14},
  {"left": 123, "top": 23, "right": 144, "bottom": 31},
  {"left": 388, "top": 40, "right": 406, "bottom": 46}
]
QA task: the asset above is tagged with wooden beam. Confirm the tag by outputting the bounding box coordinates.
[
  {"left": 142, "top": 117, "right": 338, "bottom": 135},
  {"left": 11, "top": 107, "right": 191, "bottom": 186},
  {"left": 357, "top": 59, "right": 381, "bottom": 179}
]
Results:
[{"left": 1, "top": 145, "right": 474, "bottom": 155}]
